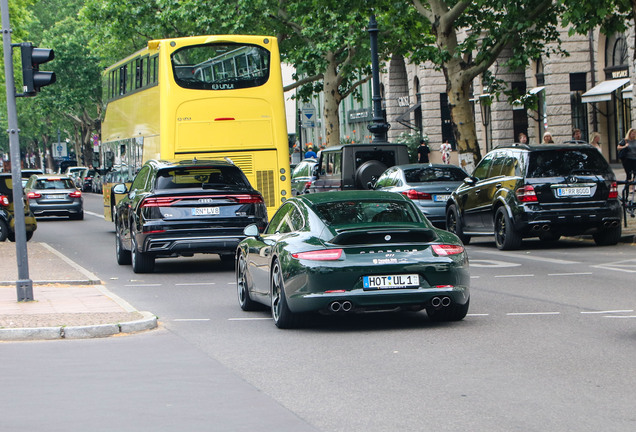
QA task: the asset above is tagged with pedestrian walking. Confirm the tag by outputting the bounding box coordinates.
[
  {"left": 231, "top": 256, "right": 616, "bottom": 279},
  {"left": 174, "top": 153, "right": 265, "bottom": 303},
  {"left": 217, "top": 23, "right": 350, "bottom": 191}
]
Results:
[
  {"left": 618, "top": 128, "right": 636, "bottom": 190},
  {"left": 417, "top": 139, "right": 431, "bottom": 163},
  {"left": 589, "top": 131, "right": 602, "bottom": 153},
  {"left": 440, "top": 140, "right": 452, "bottom": 164}
]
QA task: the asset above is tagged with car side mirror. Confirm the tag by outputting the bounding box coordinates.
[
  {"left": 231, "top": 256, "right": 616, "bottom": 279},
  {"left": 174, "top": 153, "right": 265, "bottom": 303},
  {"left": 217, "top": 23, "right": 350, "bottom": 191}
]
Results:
[
  {"left": 243, "top": 224, "right": 260, "bottom": 238},
  {"left": 463, "top": 176, "right": 476, "bottom": 185},
  {"left": 312, "top": 165, "right": 320, "bottom": 179},
  {"left": 112, "top": 183, "right": 128, "bottom": 194}
]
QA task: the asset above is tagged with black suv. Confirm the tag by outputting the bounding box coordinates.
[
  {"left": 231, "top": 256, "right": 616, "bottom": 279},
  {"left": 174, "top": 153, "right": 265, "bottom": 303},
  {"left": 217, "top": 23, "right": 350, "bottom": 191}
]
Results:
[
  {"left": 309, "top": 143, "right": 410, "bottom": 192},
  {"left": 0, "top": 173, "right": 37, "bottom": 242},
  {"left": 445, "top": 143, "right": 622, "bottom": 250},
  {"left": 114, "top": 159, "right": 268, "bottom": 273}
]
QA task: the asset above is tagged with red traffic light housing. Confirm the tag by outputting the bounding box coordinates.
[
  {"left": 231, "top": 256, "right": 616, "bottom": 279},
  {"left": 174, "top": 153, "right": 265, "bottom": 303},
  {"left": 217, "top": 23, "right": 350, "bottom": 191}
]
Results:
[{"left": 20, "top": 42, "right": 55, "bottom": 96}]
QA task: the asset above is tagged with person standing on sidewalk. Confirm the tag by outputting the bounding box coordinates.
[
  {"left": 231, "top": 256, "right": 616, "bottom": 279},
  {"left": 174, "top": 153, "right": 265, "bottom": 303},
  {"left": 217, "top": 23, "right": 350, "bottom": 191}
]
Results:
[
  {"left": 618, "top": 128, "right": 636, "bottom": 191},
  {"left": 417, "top": 139, "right": 431, "bottom": 163},
  {"left": 440, "top": 140, "right": 452, "bottom": 164}
]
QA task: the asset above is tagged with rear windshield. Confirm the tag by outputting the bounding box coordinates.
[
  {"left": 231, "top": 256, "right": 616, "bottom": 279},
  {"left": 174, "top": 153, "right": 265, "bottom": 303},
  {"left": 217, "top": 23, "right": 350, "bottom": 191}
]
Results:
[
  {"left": 527, "top": 149, "right": 611, "bottom": 177},
  {"left": 314, "top": 200, "right": 420, "bottom": 225},
  {"left": 35, "top": 178, "right": 76, "bottom": 189},
  {"left": 155, "top": 166, "right": 251, "bottom": 190},
  {"left": 404, "top": 166, "right": 466, "bottom": 183},
  {"left": 354, "top": 150, "right": 397, "bottom": 169},
  {"left": 171, "top": 43, "right": 270, "bottom": 90}
]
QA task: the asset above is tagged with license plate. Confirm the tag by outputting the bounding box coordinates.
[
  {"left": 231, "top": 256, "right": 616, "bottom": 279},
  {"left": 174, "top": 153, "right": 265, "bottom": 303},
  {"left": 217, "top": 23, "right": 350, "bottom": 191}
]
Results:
[
  {"left": 433, "top": 194, "right": 450, "bottom": 202},
  {"left": 363, "top": 274, "right": 419, "bottom": 289},
  {"left": 556, "top": 187, "right": 591, "bottom": 197},
  {"left": 46, "top": 194, "right": 65, "bottom": 200},
  {"left": 192, "top": 207, "right": 220, "bottom": 216}
]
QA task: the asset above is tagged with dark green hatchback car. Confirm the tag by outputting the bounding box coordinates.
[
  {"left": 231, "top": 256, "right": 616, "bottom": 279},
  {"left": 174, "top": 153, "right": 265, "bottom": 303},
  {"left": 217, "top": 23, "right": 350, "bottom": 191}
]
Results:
[{"left": 236, "top": 190, "right": 470, "bottom": 328}]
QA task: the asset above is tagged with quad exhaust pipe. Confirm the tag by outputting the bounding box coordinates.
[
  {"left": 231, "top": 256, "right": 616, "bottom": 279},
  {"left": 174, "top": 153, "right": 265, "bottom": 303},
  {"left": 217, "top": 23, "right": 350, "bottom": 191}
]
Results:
[
  {"left": 531, "top": 224, "right": 552, "bottom": 232},
  {"left": 603, "top": 220, "right": 619, "bottom": 228}
]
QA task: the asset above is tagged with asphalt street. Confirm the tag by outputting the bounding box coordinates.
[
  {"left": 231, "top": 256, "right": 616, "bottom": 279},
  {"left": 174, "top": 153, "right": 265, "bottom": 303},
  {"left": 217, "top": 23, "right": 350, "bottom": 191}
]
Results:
[{"left": 2, "top": 193, "right": 635, "bottom": 432}]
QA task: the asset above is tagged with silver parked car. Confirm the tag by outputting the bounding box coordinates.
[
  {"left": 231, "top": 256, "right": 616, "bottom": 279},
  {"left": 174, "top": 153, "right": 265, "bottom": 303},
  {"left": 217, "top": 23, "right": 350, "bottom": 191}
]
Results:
[
  {"left": 25, "top": 175, "right": 84, "bottom": 220},
  {"left": 373, "top": 164, "right": 468, "bottom": 227}
]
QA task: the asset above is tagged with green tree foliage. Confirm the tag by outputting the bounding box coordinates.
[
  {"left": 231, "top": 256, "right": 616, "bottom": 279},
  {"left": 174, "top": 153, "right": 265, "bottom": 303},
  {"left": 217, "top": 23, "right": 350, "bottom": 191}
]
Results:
[{"left": 407, "top": 0, "right": 565, "bottom": 168}]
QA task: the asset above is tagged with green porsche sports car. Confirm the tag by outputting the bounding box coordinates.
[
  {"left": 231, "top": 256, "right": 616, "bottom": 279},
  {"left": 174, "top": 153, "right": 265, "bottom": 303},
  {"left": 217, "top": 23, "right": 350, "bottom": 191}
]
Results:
[{"left": 235, "top": 191, "right": 470, "bottom": 329}]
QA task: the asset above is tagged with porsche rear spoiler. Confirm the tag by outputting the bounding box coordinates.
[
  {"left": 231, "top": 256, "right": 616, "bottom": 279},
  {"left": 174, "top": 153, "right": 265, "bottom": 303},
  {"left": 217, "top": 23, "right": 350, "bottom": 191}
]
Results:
[{"left": 329, "top": 227, "right": 438, "bottom": 245}]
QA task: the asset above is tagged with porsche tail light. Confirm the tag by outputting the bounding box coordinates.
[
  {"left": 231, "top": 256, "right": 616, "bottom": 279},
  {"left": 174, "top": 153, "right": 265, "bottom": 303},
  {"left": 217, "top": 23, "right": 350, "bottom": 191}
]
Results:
[
  {"left": 292, "top": 249, "right": 343, "bottom": 261},
  {"left": 401, "top": 189, "right": 432, "bottom": 200},
  {"left": 431, "top": 244, "right": 464, "bottom": 256},
  {"left": 0, "top": 195, "right": 8, "bottom": 207},
  {"left": 69, "top": 190, "right": 82, "bottom": 198},
  {"left": 516, "top": 185, "right": 537, "bottom": 202},
  {"left": 609, "top": 182, "right": 618, "bottom": 199},
  {"left": 27, "top": 192, "right": 41, "bottom": 199}
]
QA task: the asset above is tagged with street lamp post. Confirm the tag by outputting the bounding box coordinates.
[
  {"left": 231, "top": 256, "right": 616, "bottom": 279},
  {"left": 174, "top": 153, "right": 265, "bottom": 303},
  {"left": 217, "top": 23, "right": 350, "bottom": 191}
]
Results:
[
  {"left": 367, "top": 14, "right": 390, "bottom": 144},
  {"left": 479, "top": 94, "right": 492, "bottom": 152}
]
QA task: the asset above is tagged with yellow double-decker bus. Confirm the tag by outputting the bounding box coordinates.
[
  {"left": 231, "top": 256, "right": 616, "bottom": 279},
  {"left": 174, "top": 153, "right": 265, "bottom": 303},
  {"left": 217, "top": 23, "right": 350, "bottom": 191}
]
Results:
[{"left": 100, "top": 35, "right": 291, "bottom": 220}]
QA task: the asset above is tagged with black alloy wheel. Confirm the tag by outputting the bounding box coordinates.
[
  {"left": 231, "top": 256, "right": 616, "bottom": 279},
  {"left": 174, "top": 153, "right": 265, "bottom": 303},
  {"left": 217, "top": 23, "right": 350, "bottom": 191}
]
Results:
[
  {"left": 446, "top": 204, "right": 471, "bottom": 245},
  {"left": 115, "top": 227, "right": 131, "bottom": 265},
  {"left": 237, "top": 253, "right": 259, "bottom": 311},
  {"left": 271, "top": 259, "right": 298, "bottom": 329},
  {"left": 0, "top": 219, "right": 8, "bottom": 242},
  {"left": 494, "top": 207, "right": 521, "bottom": 250},
  {"left": 131, "top": 235, "right": 155, "bottom": 273}
]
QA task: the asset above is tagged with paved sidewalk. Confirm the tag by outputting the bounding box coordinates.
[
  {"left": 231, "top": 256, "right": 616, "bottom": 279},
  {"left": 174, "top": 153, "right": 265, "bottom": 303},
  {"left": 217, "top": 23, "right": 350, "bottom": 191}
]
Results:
[{"left": 0, "top": 242, "right": 157, "bottom": 341}]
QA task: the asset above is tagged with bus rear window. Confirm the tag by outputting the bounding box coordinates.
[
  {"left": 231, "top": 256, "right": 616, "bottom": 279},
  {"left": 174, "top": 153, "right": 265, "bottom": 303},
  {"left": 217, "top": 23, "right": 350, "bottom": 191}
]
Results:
[{"left": 171, "top": 43, "right": 270, "bottom": 90}]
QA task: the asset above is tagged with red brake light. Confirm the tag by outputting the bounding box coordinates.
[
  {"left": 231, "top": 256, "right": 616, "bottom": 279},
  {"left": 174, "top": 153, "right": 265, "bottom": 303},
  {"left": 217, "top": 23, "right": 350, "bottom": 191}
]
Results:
[
  {"left": 401, "top": 189, "right": 432, "bottom": 200},
  {"left": 69, "top": 191, "right": 82, "bottom": 198},
  {"left": 141, "top": 197, "right": 181, "bottom": 207},
  {"left": 0, "top": 195, "right": 8, "bottom": 207},
  {"left": 432, "top": 244, "right": 464, "bottom": 256},
  {"left": 27, "top": 192, "right": 41, "bottom": 199},
  {"left": 516, "top": 185, "right": 537, "bottom": 202},
  {"left": 292, "top": 249, "right": 343, "bottom": 261},
  {"left": 233, "top": 194, "right": 264, "bottom": 204},
  {"left": 609, "top": 182, "right": 618, "bottom": 199}
]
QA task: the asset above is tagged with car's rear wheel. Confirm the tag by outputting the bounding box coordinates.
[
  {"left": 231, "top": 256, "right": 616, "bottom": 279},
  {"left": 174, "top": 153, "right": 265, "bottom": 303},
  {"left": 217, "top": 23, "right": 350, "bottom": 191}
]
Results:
[
  {"left": 593, "top": 224, "right": 622, "bottom": 246},
  {"left": 446, "top": 204, "right": 471, "bottom": 245},
  {"left": 237, "top": 254, "right": 259, "bottom": 311},
  {"left": 0, "top": 220, "right": 8, "bottom": 242},
  {"left": 131, "top": 235, "right": 154, "bottom": 273},
  {"left": 115, "top": 228, "right": 131, "bottom": 265},
  {"left": 427, "top": 298, "right": 470, "bottom": 322},
  {"left": 271, "top": 259, "right": 298, "bottom": 329},
  {"left": 494, "top": 207, "right": 521, "bottom": 250},
  {"left": 69, "top": 210, "right": 84, "bottom": 220}
]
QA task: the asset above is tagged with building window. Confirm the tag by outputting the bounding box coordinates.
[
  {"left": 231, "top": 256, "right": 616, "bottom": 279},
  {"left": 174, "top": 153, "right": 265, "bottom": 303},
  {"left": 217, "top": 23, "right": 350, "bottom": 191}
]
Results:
[
  {"left": 570, "top": 73, "right": 588, "bottom": 140},
  {"left": 511, "top": 81, "right": 528, "bottom": 141},
  {"left": 440, "top": 93, "right": 455, "bottom": 150}
]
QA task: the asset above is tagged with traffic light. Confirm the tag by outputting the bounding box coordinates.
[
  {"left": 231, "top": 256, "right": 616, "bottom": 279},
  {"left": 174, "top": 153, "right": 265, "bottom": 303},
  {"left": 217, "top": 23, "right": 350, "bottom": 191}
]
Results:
[{"left": 20, "top": 42, "right": 55, "bottom": 96}]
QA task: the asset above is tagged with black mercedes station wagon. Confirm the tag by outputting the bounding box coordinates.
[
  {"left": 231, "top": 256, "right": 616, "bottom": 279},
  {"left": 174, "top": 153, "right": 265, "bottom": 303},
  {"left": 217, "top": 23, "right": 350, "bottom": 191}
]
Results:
[
  {"left": 114, "top": 159, "right": 268, "bottom": 273},
  {"left": 445, "top": 143, "right": 622, "bottom": 250}
]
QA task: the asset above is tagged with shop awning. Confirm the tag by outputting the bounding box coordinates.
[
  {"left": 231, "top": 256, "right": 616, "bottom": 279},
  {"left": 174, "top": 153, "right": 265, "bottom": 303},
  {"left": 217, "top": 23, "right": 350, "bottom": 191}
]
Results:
[
  {"left": 528, "top": 86, "right": 545, "bottom": 95},
  {"left": 622, "top": 84, "right": 633, "bottom": 99},
  {"left": 581, "top": 78, "right": 630, "bottom": 103}
]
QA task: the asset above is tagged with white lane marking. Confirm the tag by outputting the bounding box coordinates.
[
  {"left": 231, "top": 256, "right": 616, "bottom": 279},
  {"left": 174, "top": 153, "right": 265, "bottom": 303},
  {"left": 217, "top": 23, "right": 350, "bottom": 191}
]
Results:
[
  {"left": 604, "top": 315, "right": 636, "bottom": 318},
  {"left": 85, "top": 210, "right": 104, "bottom": 219},
  {"left": 581, "top": 310, "right": 634, "bottom": 314},
  {"left": 470, "top": 259, "right": 521, "bottom": 268},
  {"left": 124, "top": 284, "right": 162, "bottom": 287},
  {"left": 472, "top": 249, "right": 580, "bottom": 264},
  {"left": 467, "top": 313, "right": 489, "bottom": 317},
  {"left": 494, "top": 274, "right": 534, "bottom": 278},
  {"left": 470, "top": 276, "right": 480, "bottom": 279},
  {"left": 593, "top": 259, "right": 636, "bottom": 273},
  {"left": 227, "top": 282, "right": 236, "bottom": 285},
  {"left": 548, "top": 272, "right": 593, "bottom": 276},
  {"left": 507, "top": 312, "right": 560, "bottom": 316},
  {"left": 175, "top": 283, "right": 216, "bottom": 286},
  {"left": 173, "top": 319, "right": 211, "bottom": 322},
  {"left": 228, "top": 317, "right": 273, "bottom": 321}
]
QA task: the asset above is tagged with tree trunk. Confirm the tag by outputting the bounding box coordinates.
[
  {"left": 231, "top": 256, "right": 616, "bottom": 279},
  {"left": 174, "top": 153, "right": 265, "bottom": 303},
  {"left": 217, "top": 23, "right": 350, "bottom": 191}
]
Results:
[{"left": 323, "top": 53, "right": 342, "bottom": 147}]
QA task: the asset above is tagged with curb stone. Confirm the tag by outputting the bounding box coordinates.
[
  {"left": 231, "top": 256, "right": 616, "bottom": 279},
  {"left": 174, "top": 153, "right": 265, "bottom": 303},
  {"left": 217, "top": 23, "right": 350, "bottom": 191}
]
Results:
[{"left": 0, "top": 312, "right": 158, "bottom": 342}]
